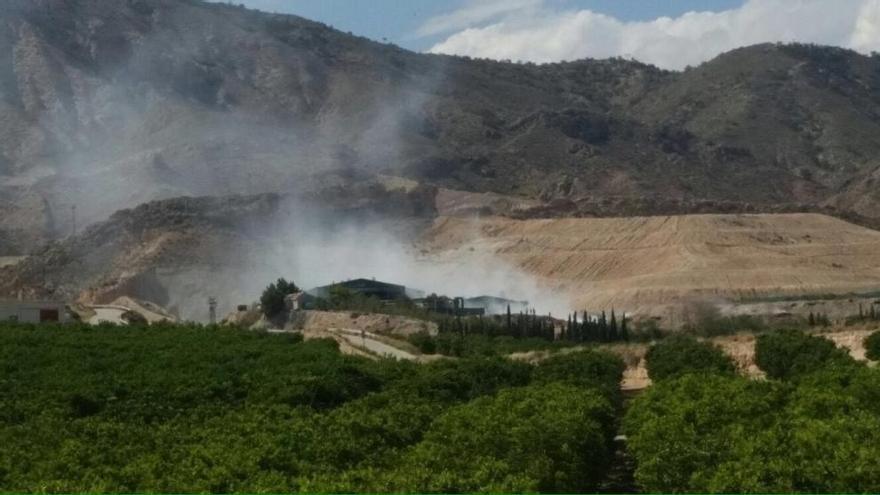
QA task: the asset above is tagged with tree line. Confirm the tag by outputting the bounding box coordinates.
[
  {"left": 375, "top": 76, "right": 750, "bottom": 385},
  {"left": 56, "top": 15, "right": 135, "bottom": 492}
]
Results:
[
  {"left": 436, "top": 306, "right": 631, "bottom": 343},
  {"left": 0, "top": 322, "right": 625, "bottom": 493},
  {"left": 560, "top": 309, "right": 629, "bottom": 343},
  {"left": 627, "top": 329, "right": 880, "bottom": 492}
]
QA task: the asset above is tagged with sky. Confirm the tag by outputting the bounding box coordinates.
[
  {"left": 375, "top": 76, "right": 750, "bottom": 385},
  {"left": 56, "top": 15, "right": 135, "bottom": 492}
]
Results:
[{"left": 224, "top": 0, "right": 880, "bottom": 70}]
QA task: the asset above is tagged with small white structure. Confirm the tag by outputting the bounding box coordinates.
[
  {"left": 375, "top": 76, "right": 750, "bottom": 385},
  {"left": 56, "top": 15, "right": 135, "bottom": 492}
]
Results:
[
  {"left": 0, "top": 300, "right": 68, "bottom": 323},
  {"left": 284, "top": 292, "right": 309, "bottom": 311}
]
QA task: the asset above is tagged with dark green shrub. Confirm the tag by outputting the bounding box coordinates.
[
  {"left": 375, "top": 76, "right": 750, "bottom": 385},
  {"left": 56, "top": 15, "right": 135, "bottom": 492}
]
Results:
[
  {"left": 864, "top": 330, "right": 880, "bottom": 361},
  {"left": 630, "top": 317, "right": 668, "bottom": 341},
  {"left": 532, "top": 349, "right": 625, "bottom": 399},
  {"left": 625, "top": 364, "right": 880, "bottom": 493},
  {"left": 645, "top": 335, "right": 735, "bottom": 381},
  {"left": 0, "top": 322, "right": 416, "bottom": 492},
  {"left": 398, "top": 357, "right": 532, "bottom": 403},
  {"left": 407, "top": 331, "right": 436, "bottom": 354},
  {"left": 624, "top": 373, "right": 784, "bottom": 492},
  {"left": 755, "top": 329, "right": 854, "bottom": 380},
  {"left": 394, "top": 383, "right": 616, "bottom": 493},
  {"left": 121, "top": 310, "right": 148, "bottom": 325},
  {"left": 260, "top": 278, "right": 299, "bottom": 318}
]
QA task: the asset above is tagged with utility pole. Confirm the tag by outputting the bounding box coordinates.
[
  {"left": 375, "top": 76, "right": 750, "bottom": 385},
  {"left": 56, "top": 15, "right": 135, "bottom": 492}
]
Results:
[{"left": 208, "top": 297, "right": 217, "bottom": 325}]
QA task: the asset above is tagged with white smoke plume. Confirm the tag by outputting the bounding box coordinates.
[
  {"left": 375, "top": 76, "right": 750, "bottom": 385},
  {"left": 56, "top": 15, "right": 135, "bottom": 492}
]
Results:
[{"left": 255, "top": 212, "right": 572, "bottom": 318}]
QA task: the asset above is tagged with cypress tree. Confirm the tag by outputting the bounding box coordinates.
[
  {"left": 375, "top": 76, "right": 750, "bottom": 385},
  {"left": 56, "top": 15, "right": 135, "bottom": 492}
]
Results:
[
  {"left": 808, "top": 311, "right": 815, "bottom": 326},
  {"left": 519, "top": 311, "right": 525, "bottom": 338},
  {"left": 584, "top": 313, "right": 590, "bottom": 342},
  {"left": 506, "top": 304, "right": 512, "bottom": 333},
  {"left": 620, "top": 313, "right": 629, "bottom": 342},
  {"left": 532, "top": 309, "right": 538, "bottom": 337},
  {"left": 610, "top": 309, "right": 619, "bottom": 341}
]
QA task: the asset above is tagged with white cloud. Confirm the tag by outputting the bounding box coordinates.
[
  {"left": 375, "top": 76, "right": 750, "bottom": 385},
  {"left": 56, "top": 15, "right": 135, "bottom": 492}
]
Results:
[
  {"left": 416, "top": 0, "right": 544, "bottom": 37},
  {"left": 424, "top": 0, "right": 880, "bottom": 70}
]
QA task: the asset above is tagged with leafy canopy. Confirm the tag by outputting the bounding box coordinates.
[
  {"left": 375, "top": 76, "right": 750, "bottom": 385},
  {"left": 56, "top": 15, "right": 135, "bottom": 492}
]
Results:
[
  {"left": 392, "top": 383, "right": 617, "bottom": 493},
  {"left": 754, "top": 329, "right": 854, "bottom": 380},
  {"left": 260, "top": 277, "right": 299, "bottom": 318},
  {"left": 644, "top": 335, "right": 736, "bottom": 381},
  {"left": 863, "top": 330, "right": 880, "bottom": 361}
]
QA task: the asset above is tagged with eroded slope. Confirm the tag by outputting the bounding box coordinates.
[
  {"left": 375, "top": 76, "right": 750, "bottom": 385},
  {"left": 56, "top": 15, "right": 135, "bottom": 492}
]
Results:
[{"left": 422, "top": 213, "right": 880, "bottom": 316}]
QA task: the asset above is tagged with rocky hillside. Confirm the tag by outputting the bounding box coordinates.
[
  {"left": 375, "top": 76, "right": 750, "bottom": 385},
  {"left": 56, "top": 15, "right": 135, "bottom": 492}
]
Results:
[
  {"left": 0, "top": 181, "right": 436, "bottom": 319},
  {"left": 2, "top": 1, "right": 880, "bottom": 253}
]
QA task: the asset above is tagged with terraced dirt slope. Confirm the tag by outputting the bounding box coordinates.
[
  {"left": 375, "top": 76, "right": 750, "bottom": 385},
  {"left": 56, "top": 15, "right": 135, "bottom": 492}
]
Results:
[{"left": 422, "top": 213, "right": 880, "bottom": 316}]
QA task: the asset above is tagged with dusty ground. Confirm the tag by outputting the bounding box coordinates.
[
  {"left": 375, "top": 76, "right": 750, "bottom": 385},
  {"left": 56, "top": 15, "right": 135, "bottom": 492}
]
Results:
[
  {"left": 0, "top": 256, "right": 25, "bottom": 268},
  {"left": 610, "top": 325, "right": 879, "bottom": 390},
  {"left": 720, "top": 295, "right": 880, "bottom": 323},
  {"left": 421, "top": 213, "right": 880, "bottom": 321},
  {"left": 293, "top": 321, "right": 443, "bottom": 362},
  {"left": 108, "top": 296, "right": 177, "bottom": 323},
  {"left": 434, "top": 188, "right": 542, "bottom": 217},
  {"left": 223, "top": 308, "right": 441, "bottom": 361},
  {"left": 288, "top": 310, "right": 438, "bottom": 338},
  {"left": 82, "top": 297, "right": 178, "bottom": 325},
  {"left": 509, "top": 325, "right": 879, "bottom": 391}
]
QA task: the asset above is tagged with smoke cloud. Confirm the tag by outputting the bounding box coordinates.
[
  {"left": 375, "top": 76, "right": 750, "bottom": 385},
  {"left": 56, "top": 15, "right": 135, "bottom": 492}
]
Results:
[
  {"left": 0, "top": 2, "right": 571, "bottom": 321},
  {"left": 253, "top": 209, "right": 573, "bottom": 318}
]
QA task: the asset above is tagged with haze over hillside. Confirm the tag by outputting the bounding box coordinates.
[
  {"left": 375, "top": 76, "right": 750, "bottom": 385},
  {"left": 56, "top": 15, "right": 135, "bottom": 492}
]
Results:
[
  {"left": 2, "top": 0, "right": 880, "bottom": 321},
  {"left": 2, "top": 0, "right": 880, "bottom": 253},
  {"left": 424, "top": 213, "right": 880, "bottom": 317}
]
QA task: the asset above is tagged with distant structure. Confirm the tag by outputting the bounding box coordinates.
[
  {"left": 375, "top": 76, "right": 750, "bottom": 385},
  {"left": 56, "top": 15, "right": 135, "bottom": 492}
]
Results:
[
  {"left": 208, "top": 297, "right": 217, "bottom": 324},
  {"left": 413, "top": 295, "right": 486, "bottom": 316},
  {"left": 464, "top": 296, "right": 530, "bottom": 315},
  {"left": 0, "top": 300, "right": 69, "bottom": 324},
  {"left": 307, "top": 278, "right": 411, "bottom": 302},
  {"left": 284, "top": 291, "right": 317, "bottom": 311}
]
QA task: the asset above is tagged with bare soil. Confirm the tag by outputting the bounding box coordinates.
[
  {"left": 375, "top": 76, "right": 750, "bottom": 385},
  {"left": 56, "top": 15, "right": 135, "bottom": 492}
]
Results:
[
  {"left": 421, "top": 213, "right": 880, "bottom": 319},
  {"left": 289, "top": 310, "right": 438, "bottom": 338},
  {"left": 609, "top": 325, "right": 880, "bottom": 391}
]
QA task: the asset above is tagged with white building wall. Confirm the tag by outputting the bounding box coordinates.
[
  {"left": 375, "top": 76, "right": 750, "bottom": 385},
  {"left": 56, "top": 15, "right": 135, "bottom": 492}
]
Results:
[{"left": 0, "top": 302, "right": 67, "bottom": 323}]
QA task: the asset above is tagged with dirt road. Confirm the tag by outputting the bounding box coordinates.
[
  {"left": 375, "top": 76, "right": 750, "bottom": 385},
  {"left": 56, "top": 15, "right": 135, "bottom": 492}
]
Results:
[
  {"left": 0, "top": 256, "right": 25, "bottom": 268},
  {"left": 86, "top": 300, "right": 174, "bottom": 325},
  {"left": 269, "top": 327, "right": 419, "bottom": 361},
  {"left": 331, "top": 328, "right": 418, "bottom": 360},
  {"left": 88, "top": 306, "right": 128, "bottom": 325}
]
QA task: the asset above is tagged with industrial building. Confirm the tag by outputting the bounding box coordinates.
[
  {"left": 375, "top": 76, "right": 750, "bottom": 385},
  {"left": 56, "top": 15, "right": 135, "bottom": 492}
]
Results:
[
  {"left": 0, "top": 300, "right": 69, "bottom": 323},
  {"left": 284, "top": 291, "right": 318, "bottom": 311},
  {"left": 464, "top": 296, "right": 530, "bottom": 315},
  {"left": 307, "top": 278, "right": 414, "bottom": 301},
  {"left": 413, "top": 295, "right": 486, "bottom": 316}
]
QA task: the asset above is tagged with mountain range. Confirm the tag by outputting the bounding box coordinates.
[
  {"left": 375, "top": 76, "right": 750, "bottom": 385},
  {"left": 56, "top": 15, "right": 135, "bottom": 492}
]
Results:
[
  {"left": 2, "top": 0, "right": 880, "bottom": 254},
  {"left": 3, "top": 0, "right": 880, "bottom": 318}
]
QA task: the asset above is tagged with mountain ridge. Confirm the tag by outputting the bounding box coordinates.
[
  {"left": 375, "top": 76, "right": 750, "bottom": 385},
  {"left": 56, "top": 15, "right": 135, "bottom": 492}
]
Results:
[{"left": 0, "top": 0, "right": 879, "bottom": 255}]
